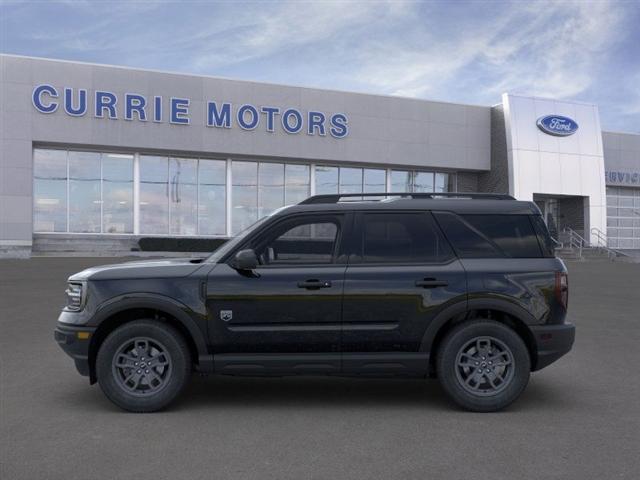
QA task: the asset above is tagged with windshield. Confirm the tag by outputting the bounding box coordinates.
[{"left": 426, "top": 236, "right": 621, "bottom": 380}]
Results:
[
  {"left": 205, "top": 217, "right": 270, "bottom": 263},
  {"left": 205, "top": 205, "right": 292, "bottom": 263}
]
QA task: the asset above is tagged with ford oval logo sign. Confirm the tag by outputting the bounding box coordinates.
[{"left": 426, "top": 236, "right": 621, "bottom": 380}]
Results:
[{"left": 536, "top": 115, "right": 579, "bottom": 137}]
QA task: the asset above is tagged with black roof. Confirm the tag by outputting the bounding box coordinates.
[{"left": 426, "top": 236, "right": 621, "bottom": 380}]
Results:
[{"left": 276, "top": 193, "right": 540, "bottom": 216}]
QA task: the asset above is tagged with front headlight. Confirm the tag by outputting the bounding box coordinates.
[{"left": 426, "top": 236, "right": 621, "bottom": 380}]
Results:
[{"left": 65, "top": 282, "right": 85, "bottom": 311}]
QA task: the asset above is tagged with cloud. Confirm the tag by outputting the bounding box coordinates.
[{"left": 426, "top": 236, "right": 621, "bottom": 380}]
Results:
[
  {"left": 349, "top": 0, "right": 626, "bottom": 102},
  {"left": 186, "top": 1, "right": 411, "bottom": 72},
  {"left": 485, "top": 1, "right": 624, "bottom": 99},
  {"left": 1, "top": 0, "right": 638, "bottom": 130}
]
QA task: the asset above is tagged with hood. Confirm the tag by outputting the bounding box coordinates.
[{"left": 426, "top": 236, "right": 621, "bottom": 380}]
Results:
[{"left": 68, "top": 257, "right": 206, "bottom": 281}]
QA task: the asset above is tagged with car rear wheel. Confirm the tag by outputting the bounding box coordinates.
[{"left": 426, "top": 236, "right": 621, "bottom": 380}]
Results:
[
  {"left": 96, "top": 320, "right": 191, "bottom": 412},
  {"left": 436, "top": 319, "right": 530, "bottom": 412}
]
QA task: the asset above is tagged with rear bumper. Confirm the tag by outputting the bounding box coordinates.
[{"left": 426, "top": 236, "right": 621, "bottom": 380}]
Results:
[
  {"left": 54, "top": 324, "right": 96, "bottom": 377},
  {"left": 530, "top": 323, "right": 576, "bottom": 371}
]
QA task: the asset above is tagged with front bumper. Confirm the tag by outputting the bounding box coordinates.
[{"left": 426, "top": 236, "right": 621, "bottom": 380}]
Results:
[
  {"left": 54, "top": 323, "right": 96, "bottom": 377},
  {"left": 530, "top": 323, "right": 576, "bottom": 371}
]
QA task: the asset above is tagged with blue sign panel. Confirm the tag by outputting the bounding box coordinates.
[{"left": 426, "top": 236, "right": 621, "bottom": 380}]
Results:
[
  {"left": 31, "top": 84, "right": 349, "bottom": 139},
  {"left": 605, "top": 170, "right": 640, "bottom": 185},
  {"left": 536, "top": 115, "right": 579, "bottom": 137}
]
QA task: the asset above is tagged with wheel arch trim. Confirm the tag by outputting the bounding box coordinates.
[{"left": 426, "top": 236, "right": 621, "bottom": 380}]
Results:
[
  {"left": 419, "top": 296, "right": 538, "bottom": 353},
  {"left": 89, "top": 294, "right": 209, "bottom": 362}
]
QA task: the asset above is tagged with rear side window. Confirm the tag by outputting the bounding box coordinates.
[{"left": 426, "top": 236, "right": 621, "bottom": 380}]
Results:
[
  {"left": 433, "top": 212, "right": 500, "bottom": 258},
  {"left": 434, "top": 212, "right": 543, "bottom": 258},
  {"left": 357, "top": 212, "right": 453, "bottom": 264}
]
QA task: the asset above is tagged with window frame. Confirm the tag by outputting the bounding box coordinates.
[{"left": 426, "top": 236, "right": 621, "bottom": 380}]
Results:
[{"left": 348, "top": 210, "right": 456, "bottom": 266}]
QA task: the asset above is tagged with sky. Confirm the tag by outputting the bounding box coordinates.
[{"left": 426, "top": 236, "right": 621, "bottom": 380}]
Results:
[{"left": 1, "top": 0, "right": 639, "bottom": 132}]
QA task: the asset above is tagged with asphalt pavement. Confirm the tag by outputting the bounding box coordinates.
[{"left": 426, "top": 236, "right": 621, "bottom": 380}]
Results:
[{"left": 1, "top": 257, "right": 639, "bottom": 480}]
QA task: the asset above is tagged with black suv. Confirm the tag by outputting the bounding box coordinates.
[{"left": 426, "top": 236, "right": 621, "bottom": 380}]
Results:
[{"left": 55, "top": 192, "right": 574, "bottom": 412}]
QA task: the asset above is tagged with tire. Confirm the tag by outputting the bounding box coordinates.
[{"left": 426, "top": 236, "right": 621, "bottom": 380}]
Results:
[
  {"left": 436, "top": 319, "right": 530, "bottom": 412},
  {"left": 96, "top": 320, "right": 191, "bottom": 412}
]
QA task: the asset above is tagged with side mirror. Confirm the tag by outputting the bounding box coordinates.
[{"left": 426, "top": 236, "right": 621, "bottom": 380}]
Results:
[{"left": 232, "top": 249, "right": 258, "bottom": 271}]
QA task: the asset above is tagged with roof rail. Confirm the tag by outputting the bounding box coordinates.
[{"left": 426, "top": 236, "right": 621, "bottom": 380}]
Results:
[{"left": 298, "top": 192, "right": 515, "bottom": 205}]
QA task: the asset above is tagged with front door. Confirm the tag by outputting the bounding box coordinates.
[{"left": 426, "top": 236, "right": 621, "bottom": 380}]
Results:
[
  {"left": 206, "top": 213, "right": 348, "bottom": 366},
  {"left": 341, "top": 211, "right": 467, "bottom": 374}
]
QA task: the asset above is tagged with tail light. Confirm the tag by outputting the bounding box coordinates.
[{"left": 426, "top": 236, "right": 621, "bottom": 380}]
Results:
[{"left": 555, "top": 272, "right": 568, "bottom": 310}]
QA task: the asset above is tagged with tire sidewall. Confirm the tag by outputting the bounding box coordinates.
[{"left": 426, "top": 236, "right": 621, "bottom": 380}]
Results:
[
  {"left": 437, "top": 320, "right": 531, "bottom": 412},
  {"left": 96, "top": 320, "right": 190, "bottom": 412}
]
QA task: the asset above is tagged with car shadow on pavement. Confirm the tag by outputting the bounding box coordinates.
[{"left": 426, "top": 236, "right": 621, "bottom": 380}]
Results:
[
  {"left": 55, "top": 374, "right": 573, "bottom": 414},
  {"left": 181, "top": 375, "right": 573, "bottom": 413},
  {"left": 179, "top": 376, "right": 452, "bottom": 410}
]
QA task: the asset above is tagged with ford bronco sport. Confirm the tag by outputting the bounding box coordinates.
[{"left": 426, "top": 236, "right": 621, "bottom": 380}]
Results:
[{"left": 55, "top": 192, "right": 575, "bottom": 412}]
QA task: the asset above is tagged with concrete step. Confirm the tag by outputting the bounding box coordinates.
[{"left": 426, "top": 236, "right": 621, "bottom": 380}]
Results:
[
  {"left": 555, "top": 246, "right": 636, "bottom": 262},
  {"left": 555, "top": 249, "right": 581, "bottom": 258},
  {"left": 33, "top": 234, "right": 139, "bottom": 254},
  {"left": 32, "top": 250, "right": 208, "bottom": 258},
  {"left": 557, "top": 255, "right": 583, "bottom": 261},
  {"left": 32, "top": 234, "right": 219, "bottom": 258},
  {"left": 582, "top": 249, "right": 613, "bottom": 258}
]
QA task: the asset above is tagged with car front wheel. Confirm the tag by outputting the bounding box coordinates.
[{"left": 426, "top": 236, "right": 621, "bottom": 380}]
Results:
[
  {"left": 96, "top": 320, "right": 191, "bottom": 412},
  {"left": 436, "top": 319, "right": 530, "bottom": 412}
]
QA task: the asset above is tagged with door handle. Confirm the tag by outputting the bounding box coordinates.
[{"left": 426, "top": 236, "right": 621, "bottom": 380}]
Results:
[
  {"left": 415, "top": 278, "right": 448, "bottom": 288},
  {"left": 297, "top": 279, "right": 332, "bottom": 289}
]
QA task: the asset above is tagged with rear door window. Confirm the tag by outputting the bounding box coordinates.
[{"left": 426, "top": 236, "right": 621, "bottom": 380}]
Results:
[{"left": 356, "top": 212, "right": 454, "bottom": 264}]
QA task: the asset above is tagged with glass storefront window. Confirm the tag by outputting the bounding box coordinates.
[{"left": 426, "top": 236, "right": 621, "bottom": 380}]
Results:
[
  {"left": 33, "top": 149, "right": 67, "bottom": 232},
  {"left": 198, "top": 159, "right": 226, "bottom": 236},
  {"left": 284, "top": 164, "right": 310, "bottom": 204},
  {"left": 33, "top": 149, "right": 456, "bottom": 237},
  {"left": 68, "top": 151, "right": 101, "bottom": 233},
  {"left": 258, "top": 162, "right": 285, "bottom": 218},
  {"left": 339, "top": 168, "right": 363, "bottom": 194},
  {"left": 390, "top": 170, "right": 454, "bottom": 193},
  {"left": 437, "top": 172, "right": 457, "bottom": 193},
  {"left": 413, "top": 171, "right": 434, "bottom": 192},
  {"left": 363, "top": 169, "right": 386, "bottom": 193},
  {"left": 102, "top": 154, "right": 133, "bottom": 234},
  {"left": 390, "top": 170, "right": 412, "bottom": 192},
  {"left": 140, "top": 156, "right": 169, "bottom": 234},
  {"left": 169, "top": 157, "right": 197, "bottom": 236},
  {"left": 315, "top": 166, "right": 338, "bottom": 194},
  {"left": 232, "top": 161, "right": 258, "bottom": 234}
]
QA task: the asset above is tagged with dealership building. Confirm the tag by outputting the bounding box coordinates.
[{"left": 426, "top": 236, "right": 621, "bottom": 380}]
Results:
[{"left": 1, "top": 54, "right": 639, "bottom": 258}]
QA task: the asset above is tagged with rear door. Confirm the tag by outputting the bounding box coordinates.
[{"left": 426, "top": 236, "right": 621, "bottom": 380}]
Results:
[{"left": 341, "top": 211, "right": 467, "bottom": 373}]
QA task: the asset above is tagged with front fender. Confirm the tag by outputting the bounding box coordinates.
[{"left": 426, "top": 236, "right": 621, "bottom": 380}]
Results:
[{"left": 89, "top": 293, "right": 211, "bottom": 370}]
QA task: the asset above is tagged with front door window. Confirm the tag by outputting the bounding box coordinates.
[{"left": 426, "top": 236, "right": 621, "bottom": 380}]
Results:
[{"left": 252, "top": 216, "right": 341, "bottom": 266}]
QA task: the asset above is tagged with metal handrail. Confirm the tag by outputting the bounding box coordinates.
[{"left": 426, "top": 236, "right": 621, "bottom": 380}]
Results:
[
  {"left": 565, "top": 227, "right": 588, "bottom": 246},
  {"left": 590, "top": 227, "right": 607, "bottom": 248},
  {"left": 562, "top": 227, "right": 585, "bottom": 259},
  {"left": 560, "top": 226, "right": 627, "bottom": 260},
  {"left": 590, "top": 227, "right": 628, "bottom": 259}
]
